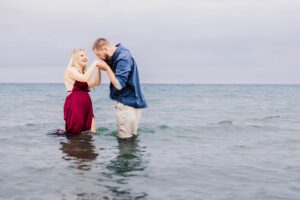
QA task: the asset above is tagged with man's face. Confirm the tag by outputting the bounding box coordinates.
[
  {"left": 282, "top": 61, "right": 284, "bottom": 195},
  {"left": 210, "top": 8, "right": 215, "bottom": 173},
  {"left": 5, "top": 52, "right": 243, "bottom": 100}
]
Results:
[{"left": 93, "top": 48, "right": 110, "bottom": 62}]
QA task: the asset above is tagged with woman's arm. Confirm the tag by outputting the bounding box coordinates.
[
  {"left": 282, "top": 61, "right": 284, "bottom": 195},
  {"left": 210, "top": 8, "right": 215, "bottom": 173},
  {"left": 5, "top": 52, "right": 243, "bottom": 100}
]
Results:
[
  {"left": 88, "top": 67, "right": 101, "bottom": 88},
  {"left": 67, "top": 61, "right": 99, "bottom": 82}
]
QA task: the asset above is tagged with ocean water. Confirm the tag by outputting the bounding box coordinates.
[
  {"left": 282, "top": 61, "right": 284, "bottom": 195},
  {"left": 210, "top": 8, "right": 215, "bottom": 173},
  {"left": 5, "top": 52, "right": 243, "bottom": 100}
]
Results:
[{"left": 1, "top": 83, "right": 300, "bottom": 200}]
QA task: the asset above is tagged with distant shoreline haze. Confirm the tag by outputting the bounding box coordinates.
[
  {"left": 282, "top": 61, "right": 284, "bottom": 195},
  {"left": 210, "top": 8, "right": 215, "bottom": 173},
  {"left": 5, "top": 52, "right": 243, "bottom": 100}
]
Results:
[{"left": 1, "top": 82, "right": 300, "bottom": 85}]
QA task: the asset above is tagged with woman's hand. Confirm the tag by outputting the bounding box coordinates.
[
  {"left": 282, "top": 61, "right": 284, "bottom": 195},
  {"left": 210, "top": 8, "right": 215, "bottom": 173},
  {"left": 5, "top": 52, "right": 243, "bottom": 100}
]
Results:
[{"left": 92, "top": 60, "right": 101, "bottom": 68}]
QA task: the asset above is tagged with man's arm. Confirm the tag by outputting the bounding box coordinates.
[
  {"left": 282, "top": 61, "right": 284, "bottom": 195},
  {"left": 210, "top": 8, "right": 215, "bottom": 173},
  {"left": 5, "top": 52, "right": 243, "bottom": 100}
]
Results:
[{"left": 99, "top": 59, "right": 131, "bottom": 90}]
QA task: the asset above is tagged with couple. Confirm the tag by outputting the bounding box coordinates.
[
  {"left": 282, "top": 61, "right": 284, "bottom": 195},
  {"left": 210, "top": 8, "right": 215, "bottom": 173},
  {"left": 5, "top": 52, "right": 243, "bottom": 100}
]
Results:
[{"left": 63, "top": 38, "right": 147, "bottom": 139}]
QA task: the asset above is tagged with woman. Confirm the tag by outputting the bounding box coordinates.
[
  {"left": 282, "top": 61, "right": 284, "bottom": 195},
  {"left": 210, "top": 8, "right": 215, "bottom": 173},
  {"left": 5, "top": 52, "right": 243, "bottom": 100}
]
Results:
[{"left": 63, "top": 48, "right": 101, "bottom": 134}]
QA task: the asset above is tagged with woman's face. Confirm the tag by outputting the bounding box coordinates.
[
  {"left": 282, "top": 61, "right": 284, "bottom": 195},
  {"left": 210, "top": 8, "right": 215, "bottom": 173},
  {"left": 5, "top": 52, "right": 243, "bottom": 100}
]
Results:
[{"left": 75, "top": 50, "right": 88, "bottom": 67}]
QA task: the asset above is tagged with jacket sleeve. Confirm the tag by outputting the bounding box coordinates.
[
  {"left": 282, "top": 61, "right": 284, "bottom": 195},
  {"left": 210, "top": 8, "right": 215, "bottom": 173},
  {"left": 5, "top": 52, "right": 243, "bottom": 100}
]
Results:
[{"left": 114, "top": 59, "right": 131, "bottom": 89}]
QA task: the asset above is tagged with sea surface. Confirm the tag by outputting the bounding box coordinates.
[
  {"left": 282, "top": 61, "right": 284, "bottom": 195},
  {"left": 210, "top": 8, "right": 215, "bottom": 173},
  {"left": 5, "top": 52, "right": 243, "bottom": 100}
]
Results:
[{"left": 1, "top": 84, "right": 300, "bottom": 200}]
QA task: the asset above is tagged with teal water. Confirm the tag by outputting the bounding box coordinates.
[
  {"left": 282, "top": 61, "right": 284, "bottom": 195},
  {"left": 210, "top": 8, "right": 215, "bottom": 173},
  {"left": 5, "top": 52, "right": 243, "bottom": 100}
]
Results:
[{"left": 1, "top": 84, "right": 300, "bottom": 199}]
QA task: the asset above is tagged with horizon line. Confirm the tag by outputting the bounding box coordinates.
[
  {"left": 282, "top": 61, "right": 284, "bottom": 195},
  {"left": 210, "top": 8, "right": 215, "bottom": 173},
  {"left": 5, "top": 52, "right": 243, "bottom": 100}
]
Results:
[{"left": 1, "top": 82, "right": 300, "bottom": 85}]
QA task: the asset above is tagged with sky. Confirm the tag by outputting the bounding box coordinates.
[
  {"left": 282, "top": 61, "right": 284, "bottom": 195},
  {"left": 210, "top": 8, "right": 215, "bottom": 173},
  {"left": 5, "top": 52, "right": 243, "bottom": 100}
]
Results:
[{"left": 0, "top": 0, "right": 299, "bottom": 84}]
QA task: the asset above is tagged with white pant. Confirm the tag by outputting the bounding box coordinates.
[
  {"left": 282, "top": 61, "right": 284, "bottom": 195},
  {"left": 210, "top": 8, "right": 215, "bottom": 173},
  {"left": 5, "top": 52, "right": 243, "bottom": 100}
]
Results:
[{"left": 116, "top": 102, "right": 142, "bottom": 138}]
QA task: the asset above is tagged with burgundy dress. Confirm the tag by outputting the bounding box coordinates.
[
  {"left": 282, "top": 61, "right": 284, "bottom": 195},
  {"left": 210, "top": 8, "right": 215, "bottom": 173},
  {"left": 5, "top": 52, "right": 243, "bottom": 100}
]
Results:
[{"left": 63, "top": 81, "right": 94, "bottom": 135}]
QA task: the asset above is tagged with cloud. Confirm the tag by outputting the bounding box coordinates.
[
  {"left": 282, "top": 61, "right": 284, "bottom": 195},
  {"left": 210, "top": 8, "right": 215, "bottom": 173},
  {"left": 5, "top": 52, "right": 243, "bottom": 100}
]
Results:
[{"left": 0, "top": 0, "right": 299, "bottom": 83}]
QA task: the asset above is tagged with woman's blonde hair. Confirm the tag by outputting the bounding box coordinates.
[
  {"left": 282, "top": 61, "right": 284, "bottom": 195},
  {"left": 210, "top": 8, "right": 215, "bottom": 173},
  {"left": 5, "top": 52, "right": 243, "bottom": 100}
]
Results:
[
  {"left": 64, "top": 48, "right": 87, "bottom": 82},
  {"left": 66, "top": 48, "right": 87, "bottom": 71}
]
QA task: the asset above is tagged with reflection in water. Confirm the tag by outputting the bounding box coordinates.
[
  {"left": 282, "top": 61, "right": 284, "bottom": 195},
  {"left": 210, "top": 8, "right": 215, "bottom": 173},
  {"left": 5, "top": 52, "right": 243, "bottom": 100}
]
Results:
[
  {"left": 104, "top": 136, "right": 148, "bottom": 199},
  {"left": 59, "top": 133, "right": 148, "bottom": 199},
  {"left": 59, "top": 132, "right": 98, "bottom": 171},
  {"left": 108, "top": 137, "right": 146, "bottom": 173}
]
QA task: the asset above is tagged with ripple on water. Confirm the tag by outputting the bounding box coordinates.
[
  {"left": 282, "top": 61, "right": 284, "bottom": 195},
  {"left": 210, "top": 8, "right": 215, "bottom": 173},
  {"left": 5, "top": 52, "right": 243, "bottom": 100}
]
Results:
[
  {"left": 2, "top": 84, "right": 300, "bottom": 199},
  {"left": 264, "top": 115, "right": 281, "bottom": 120},
  {"left": 138, "top": 127, "right": 155, "bottom": 133},
  {"left": 217, "top": 120, "right": 233, "bottom": 125}
]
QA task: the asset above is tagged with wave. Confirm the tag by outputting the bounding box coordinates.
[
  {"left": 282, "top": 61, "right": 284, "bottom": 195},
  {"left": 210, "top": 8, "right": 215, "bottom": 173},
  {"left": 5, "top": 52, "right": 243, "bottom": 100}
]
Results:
[
  {"left": 217, "top": 120, "right": 233, "bottom": 125},
  {"left": 158, "top": 125, "right": 171, "bottom": 130},
  {"left": 264, "top": 115, "right": 280, "bottom": 119}
]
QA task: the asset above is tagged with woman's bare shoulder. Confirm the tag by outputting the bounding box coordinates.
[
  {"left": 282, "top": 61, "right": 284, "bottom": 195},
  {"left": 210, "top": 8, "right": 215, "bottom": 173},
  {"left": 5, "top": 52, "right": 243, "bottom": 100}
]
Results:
[{"left": 66, "top": 67, "right": 77, "bottom": 73}]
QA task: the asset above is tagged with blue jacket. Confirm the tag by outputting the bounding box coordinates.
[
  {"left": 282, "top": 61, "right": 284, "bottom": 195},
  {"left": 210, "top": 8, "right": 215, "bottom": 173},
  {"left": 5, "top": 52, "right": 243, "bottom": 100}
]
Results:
[{"left": 109, "top": 44, "right": 147, "bottom": 108}]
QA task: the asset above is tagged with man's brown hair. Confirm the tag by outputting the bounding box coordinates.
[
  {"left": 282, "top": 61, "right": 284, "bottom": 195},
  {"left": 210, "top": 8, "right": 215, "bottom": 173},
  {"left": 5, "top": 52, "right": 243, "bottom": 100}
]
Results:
[{"left": 93, "top": 38, "right": 110, "bottom": 50}]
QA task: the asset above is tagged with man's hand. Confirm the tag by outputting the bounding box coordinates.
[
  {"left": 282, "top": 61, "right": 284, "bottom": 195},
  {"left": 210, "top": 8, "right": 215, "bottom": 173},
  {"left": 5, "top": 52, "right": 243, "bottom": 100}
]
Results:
[{"left": 97, "top": 59, "right": 109, "bottom": 71}]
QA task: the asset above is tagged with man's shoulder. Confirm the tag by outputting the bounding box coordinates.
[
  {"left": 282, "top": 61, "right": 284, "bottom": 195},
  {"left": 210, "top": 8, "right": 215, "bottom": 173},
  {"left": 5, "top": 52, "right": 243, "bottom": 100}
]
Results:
[{"left": 116, "top": 49, "right": 132, "bottom": 62}]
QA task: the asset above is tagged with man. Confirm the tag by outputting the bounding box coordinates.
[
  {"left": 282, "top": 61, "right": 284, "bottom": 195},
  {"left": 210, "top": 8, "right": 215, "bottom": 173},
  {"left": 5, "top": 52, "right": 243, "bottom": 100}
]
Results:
[{"left": 93, "top": 38, "right": 147, "bottom": 139}]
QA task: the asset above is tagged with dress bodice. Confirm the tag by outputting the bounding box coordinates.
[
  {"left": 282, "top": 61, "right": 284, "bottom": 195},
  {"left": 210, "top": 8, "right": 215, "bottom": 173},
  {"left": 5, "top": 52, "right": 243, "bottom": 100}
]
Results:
[{"left": 72, "top": 81, "right": 89, "bottom": 92}]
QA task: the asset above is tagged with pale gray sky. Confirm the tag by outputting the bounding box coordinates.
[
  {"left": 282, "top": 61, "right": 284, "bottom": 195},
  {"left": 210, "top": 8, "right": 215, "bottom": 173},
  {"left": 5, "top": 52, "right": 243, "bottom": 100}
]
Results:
[{"left": 0, "top": 0, "right": 299, "bottom": 83}]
